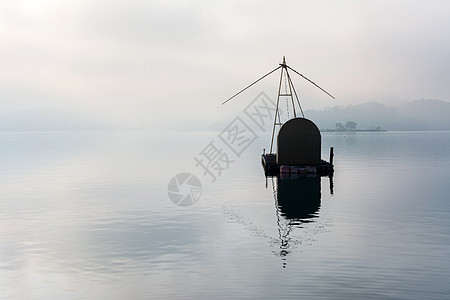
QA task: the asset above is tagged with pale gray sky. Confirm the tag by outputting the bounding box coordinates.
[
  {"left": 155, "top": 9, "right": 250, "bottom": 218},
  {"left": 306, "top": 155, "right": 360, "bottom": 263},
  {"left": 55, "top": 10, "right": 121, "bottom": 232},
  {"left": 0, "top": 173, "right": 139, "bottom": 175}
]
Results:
[{"left": 1, "top": 0, "right": 449, "bottom": 129}]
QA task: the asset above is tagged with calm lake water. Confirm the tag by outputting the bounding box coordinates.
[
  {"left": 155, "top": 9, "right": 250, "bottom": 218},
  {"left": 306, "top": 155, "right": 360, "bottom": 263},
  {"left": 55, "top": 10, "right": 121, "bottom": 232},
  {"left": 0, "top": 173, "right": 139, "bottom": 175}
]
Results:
[{"left": 1, "top": 130, "right": 450, "bottom": 299}]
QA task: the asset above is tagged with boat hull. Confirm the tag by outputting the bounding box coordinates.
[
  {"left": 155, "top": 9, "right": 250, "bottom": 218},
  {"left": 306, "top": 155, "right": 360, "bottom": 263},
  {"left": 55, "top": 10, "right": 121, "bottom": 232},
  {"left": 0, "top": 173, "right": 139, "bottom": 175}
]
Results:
[{"left": 262, "top": 154, "right": 333, "bottom": 177}]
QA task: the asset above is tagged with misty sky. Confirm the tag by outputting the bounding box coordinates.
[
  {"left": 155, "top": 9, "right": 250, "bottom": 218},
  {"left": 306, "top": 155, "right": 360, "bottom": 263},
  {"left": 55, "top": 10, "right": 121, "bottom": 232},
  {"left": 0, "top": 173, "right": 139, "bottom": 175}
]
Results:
[{"left": 1, "top": 0, "right": 450, "bottom": 129}]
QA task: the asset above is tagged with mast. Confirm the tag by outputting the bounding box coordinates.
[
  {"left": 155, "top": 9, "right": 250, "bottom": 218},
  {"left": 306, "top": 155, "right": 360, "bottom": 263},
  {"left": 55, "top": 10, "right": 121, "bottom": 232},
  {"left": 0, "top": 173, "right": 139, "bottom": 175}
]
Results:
[
  {"left": 222, "top": 57, "right": 335, "bottom": 154},
  {"left": 269, "top": 56, "right": 305, "bottom": 153}
]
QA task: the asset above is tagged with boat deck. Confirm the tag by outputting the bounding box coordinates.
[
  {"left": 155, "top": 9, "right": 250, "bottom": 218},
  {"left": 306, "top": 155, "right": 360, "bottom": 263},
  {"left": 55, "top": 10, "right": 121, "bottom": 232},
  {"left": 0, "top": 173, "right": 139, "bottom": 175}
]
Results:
[{"left": 262, "top": 154, "right": 334, "bottom": 177}]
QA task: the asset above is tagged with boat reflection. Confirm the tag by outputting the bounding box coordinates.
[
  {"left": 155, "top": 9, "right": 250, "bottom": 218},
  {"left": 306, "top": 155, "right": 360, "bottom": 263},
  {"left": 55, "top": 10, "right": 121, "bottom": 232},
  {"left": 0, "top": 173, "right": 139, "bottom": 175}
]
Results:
[
  {"left": 267, "top": 174, "right": 333, "bottom": 267},
  {"left": 276, "top": 175, "right": 321, "bottom": 221}
]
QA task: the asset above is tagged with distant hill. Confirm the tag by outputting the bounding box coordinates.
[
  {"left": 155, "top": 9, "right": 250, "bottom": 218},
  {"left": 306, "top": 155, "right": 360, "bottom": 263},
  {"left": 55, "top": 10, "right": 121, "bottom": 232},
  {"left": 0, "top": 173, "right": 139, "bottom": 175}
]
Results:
[
  {"left": 394, "top": 99, "right": 450, "bottom": 130},
  {"left": 306, "top": 99, "right": 450, "bottom": 131},
  {"left": 1, "top": 99, "right": 449, "bottom": 132}
]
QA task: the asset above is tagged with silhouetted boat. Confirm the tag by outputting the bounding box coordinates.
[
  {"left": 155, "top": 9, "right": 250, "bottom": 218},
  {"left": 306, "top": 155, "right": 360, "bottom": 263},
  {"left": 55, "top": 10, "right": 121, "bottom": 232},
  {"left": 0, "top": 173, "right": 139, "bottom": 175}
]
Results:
[{"left": 223, "top": 57, "right": 335, "bottom": 177}]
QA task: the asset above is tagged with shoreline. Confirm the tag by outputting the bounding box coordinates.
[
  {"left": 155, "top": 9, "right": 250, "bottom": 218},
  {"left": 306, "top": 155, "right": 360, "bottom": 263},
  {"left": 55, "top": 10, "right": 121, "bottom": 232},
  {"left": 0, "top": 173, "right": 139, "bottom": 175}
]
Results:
[{"left": 321, "top": 129, "right": 388, "bottom": 132}]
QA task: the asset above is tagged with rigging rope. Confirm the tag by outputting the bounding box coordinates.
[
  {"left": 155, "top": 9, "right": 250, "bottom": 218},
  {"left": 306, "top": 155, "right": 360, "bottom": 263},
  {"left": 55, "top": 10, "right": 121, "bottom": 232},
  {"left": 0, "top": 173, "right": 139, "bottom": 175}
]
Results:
[{"left": 284, "top": 69, "right": 289, "bottom": 120}]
